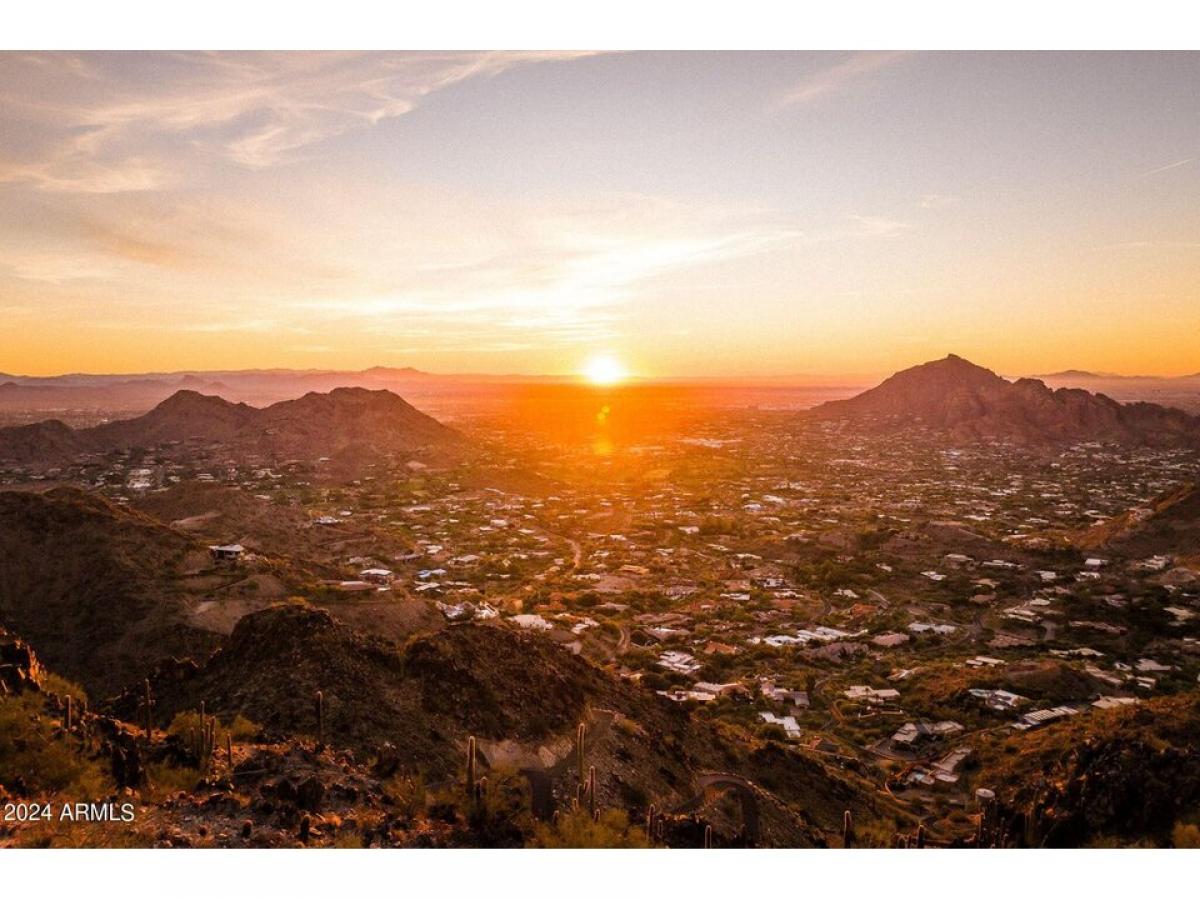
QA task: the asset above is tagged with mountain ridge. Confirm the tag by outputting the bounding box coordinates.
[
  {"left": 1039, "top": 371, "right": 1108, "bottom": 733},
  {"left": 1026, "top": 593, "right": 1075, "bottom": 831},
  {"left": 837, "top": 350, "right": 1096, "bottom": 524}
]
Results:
[
  {"left": 811, "top": 354, "right": 1200, "bottom": 446},
  {"left": 0, "top": 386, "right": 464, "bottom": 465}
]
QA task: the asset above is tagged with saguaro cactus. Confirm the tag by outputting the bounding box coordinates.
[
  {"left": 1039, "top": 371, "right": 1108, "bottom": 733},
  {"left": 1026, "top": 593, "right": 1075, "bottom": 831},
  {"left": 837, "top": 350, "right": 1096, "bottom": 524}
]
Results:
[
  {"left": 187, "top": 710, "right": 218, "bottom": 771},
  {"left": 314, "top": 690, "right": 324, "bottom": 744},
  {"left": 704, "top": 824, "right": 713, "bottom": 849},
  {"left": 227, "top": 733, "right": 234, "bottom": 769},
  {"left": 64, "top": 695, "right": 73, "bottom": 731},
  {"left": 587, "top": 765, "right": 597, "bottom": 820},
  {"left": 916, "top": 824, "right": 926, "bottom": 849},
  {"left": 143, "top": 679, "right": 153, "bottom": 741},
  {"left": 843, "top": 809, "right": 854, "bottom": 848},
  {"left": 646, "top": 804, "right": 657, "bottom": 841},
  {"left": 466, "top": 735, "right": 477, "bottom": 797},
  {"left": 576, "top": 722, "right": 587, "bottom": 783},
  {"left": 205, "top": 715, "right": 216, "bottom": 769}
]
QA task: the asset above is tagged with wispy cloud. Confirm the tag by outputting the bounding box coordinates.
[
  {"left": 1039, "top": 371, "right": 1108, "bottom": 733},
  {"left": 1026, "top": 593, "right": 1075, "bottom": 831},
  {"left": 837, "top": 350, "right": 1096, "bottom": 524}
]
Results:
[
  {"left": 846, "top": 214, "right": 913, "bottom": 237},
  {"left": 1, "top": 180, "right": 800, "bottom": 355},
  {"left": 0, "top": 51, "right": 594, "bottom": 192},
  {"left": 290, "top": 198, "right": 801, "bottom": 349},
  {"left": 1136, "top": 157, "right": 1195, "bottom": 179},
  {"left": 780, "top": 51, "right": 910, "bottom": 107},
  {"left": 918, "top": 193, "right": 961, "bottom": 210}
]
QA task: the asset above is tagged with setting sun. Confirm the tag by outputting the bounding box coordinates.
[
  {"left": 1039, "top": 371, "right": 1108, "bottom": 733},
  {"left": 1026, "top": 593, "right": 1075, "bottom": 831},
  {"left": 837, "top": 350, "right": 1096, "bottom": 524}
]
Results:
[{"left": 582, "top": 354, "right": 628, "bottom": 386}]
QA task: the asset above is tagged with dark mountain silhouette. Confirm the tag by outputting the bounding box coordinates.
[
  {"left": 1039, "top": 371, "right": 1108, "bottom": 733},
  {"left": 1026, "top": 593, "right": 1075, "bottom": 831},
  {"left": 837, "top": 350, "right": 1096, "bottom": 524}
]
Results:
[
  {"left": 811, "top": 354, "right": 1200, "bottom": 446},
  {"left": 0, "top": 387, "right": 463, "bottom": 464}
]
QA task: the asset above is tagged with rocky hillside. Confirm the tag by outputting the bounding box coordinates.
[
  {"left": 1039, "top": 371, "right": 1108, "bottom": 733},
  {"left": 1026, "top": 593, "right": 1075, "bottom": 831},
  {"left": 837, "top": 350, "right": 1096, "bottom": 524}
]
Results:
[
  {"left": 811, "top": 354, "right": 1200, "bottom": 447},
  {"left": 111, "top": 604, "right": 904, "bottom": 845},
  {"left": 1076, "top": 482, "right": 1200, "bottom": 559},
  {"left": 978, "top": 693, "right": 1200, "bottom": 847},
  {"left": 0, "top": 619, "right": 818, "bottom": 849},
  {"left": 0, "top": 488, "right": 291, "bottom": 696}
]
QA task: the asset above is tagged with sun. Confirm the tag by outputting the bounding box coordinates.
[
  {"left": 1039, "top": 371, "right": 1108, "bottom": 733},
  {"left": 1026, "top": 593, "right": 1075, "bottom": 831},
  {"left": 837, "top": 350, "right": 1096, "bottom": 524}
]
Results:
[{"left": 582, "top": 354, "right": 628, "bottom": 386}]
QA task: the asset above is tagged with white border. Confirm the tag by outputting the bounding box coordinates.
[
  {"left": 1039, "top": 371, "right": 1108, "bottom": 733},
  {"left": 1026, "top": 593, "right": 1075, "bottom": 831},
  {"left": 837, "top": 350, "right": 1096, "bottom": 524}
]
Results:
[
  {"left": 4, "top": 3, "right": 1199, "bottom": 896},
  {"left": 4, "top": 846, "right": 1197, "bottom": 899},
  {"left": 1, "top": 1, "right": 1199, "bottom": 49}
]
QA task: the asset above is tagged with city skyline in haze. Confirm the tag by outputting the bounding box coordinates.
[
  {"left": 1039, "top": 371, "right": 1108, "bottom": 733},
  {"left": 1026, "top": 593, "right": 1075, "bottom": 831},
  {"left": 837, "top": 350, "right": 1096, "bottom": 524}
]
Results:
[{"left": 2, "top": 51, "right": 1198, "bottom": 379}]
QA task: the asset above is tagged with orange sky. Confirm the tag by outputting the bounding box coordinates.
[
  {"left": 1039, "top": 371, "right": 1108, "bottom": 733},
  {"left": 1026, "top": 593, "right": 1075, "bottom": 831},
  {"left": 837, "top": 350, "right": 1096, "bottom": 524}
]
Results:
[{"left": 2, "top": 51, "right": 1198, "bottom": 379}]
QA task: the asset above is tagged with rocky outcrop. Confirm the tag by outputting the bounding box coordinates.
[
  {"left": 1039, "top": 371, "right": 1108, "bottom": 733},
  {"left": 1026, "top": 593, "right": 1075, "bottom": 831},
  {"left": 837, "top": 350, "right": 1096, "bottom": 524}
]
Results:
[{"left": 0, "top": 626, "right": 44, "bottom": 694}]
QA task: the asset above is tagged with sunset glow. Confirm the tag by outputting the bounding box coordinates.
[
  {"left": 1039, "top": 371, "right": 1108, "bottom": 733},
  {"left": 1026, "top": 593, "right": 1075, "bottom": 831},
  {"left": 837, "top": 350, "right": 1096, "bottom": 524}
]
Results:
[
  {"left": 582, "top": 355, "right": 628, "bottom": 386},
  {"left": 1, "top": 52, "right": 1198, "bottom": 380}
]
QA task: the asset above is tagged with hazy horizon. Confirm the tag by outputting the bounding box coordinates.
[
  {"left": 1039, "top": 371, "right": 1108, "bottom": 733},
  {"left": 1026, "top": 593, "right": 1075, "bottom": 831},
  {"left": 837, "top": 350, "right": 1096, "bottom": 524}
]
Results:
[{"left": 2, "top": 352, "right": 1198, "bottom": 385}]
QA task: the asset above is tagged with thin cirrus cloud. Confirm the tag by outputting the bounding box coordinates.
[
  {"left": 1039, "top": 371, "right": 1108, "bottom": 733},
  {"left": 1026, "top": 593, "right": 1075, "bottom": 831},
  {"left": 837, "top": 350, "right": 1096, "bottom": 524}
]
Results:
[
  {"left": 778, "top": 51, "right": 910, "bottom": 107},
  {"left": 1, "top": 169, "right": 802, "bottom": 357},
  {"left": 0, "top": 51, "right": 595, "bottom": 191},
  {"left": 1135, "top": 157, "right": 1195, "bottom": 179},
  {"left": 287, "top": 207, "right": 803, "bottom": 349},
  {"left": 845, "top": 214, "right": 913, "bottom": 237}
]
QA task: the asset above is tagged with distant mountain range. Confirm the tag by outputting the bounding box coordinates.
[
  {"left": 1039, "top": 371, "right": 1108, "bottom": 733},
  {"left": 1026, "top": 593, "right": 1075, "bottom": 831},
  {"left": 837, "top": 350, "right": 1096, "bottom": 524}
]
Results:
[
  {"left": 811, "top": 354, "right": 1200, "bottom": 446},
  {"left": 0, "top": 387, "right": 463, "bottom": 465},
  {"left": 4, "top": 361, "right": 1198, "bottom": 418},
  {"left": 1034, "top": 369, "right": 1200, "bottom": 381},
  {"left": 0, "top": 366, "right": 547, "bottom": 413},
  {"left": 1030, "top": 370, "right": 1200, "bottom": 414}
]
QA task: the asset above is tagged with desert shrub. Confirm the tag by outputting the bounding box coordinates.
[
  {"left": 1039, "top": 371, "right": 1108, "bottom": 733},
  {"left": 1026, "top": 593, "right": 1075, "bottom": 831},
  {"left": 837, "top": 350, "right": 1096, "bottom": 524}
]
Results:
[
  {"left": 144, "top": 762, "right": 201, "bottom": 801},
  {"left": 1173, "top": 821, "right": 1200, "bottom": 848},
  {"left": 227, "top": 714, "right": 261, "bottom": 740},
  {"left": 530, "top": 807, "right": 649, "bottom": 848},
  {"left": 42, "top": 673, "right": 89, "bottom": 705},
  {"left": 382, "top": 774, "right": 427, "bottom": 821},
  {"left": 331, "top": 829, "right": 364, "bottom": 848},
  {"left": 467, "top": 767, "right": 532, "bottom": 847},
  {"left": 0, "top": 692, "right": 111, "bottom": 799},
  {"left": 756, "top": 723, "right": 788, "bottom": 743},
  {"left": 166, "top": 710, "right": 261, "bottom": 744},
  {"left": 10, "top": 817, "right": 146, "bottom": 849}
]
